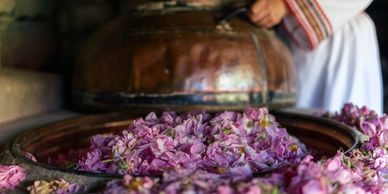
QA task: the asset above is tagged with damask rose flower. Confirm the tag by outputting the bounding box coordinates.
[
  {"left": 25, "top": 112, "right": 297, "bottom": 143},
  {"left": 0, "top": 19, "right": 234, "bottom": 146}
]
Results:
[
  {"left": 77, "top": 149, "right": 107, "bottom": 172},
  {"left": 217, "top": 185, "right": 234, "bottom": 194},
  {"left": 27, "top": 179, "right": 86, "bottom": 194},
  {"left": 235, "top": 175, "right": 285, "bottom": 194},
  {"left": 0, "top": 164, "right": 26, "bottom": 190},
  {"left": 103, "top": 175, "right": 156, "bottom": 194},
  {"left": 160, "top": 169, "right": 229, "bottom": 194},
  {"left": 333, "top": 103, "right": 388, "bottom": 150},
  {"left": 287, "top": 154, "right": 365, "bottom": 194},
  {"left": 25, "top": 152, "right": 37, "bottom": 162}
]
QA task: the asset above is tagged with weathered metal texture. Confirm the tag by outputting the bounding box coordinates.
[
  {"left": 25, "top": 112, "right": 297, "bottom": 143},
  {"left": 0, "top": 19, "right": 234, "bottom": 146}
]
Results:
[
  {"left": 3, "top": 111, "right": 359, "bottom": 191},
  {"left": 73, "top": 3, "right": 295, "bottom": 113}
]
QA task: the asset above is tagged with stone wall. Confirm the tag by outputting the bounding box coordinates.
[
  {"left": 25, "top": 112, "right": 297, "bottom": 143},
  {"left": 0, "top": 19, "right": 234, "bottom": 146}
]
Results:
[
  {"left": 0, "top": 0, "right": 117, "bottom": 123},
  {"left": 0, "top": 0, "right": 58, "bottom": 70},
  {"left": 0, "top": 0, "right": 119, "bottom": 71},
  {"left": 0, "top": 68, "right": 62, "bottom": 124}
]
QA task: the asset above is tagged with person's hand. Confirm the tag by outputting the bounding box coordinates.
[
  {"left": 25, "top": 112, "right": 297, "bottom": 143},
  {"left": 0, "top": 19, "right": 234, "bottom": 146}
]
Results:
[{"left": 248, "top": 0, "right": 289, "bottom": 28}]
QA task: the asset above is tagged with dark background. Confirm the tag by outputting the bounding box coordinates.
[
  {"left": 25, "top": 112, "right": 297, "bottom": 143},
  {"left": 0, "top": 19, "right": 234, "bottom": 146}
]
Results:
[{"left": 367, "top": 0, "right": 388, "bottom": 112}]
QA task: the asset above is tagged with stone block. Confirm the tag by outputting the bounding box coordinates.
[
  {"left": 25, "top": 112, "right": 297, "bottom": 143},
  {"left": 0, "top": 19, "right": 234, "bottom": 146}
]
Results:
[
  {"left": 0, "top": 0, "right": 15, "bottom": 15},
  {"left": 0, "top": 68, "right": 63, "bottom": 124}
]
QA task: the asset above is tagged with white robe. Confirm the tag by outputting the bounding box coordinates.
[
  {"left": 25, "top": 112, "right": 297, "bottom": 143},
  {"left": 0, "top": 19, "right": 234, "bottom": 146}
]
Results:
[{"left": 283, "top": 0, "right": 383, "bottom": 113}]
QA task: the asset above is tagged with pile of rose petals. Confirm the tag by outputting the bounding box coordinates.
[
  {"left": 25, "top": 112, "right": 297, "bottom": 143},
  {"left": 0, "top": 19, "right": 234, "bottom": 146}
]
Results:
[
  {"left": 96, "top": 104, "right": 388, "bottom": 194},
  {"left": 75, "top": 108, "right": 307, "bottom": 176},
  {"left": 4, "top": 104, "right": 388, "bottom": 194}
]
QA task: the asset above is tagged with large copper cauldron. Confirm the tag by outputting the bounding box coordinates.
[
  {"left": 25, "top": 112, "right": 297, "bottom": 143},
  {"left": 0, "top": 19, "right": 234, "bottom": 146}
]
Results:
[
  {"left": 3, "top": 111, "right": 359, "bottom": 191},
  {"left": 73, "top": 1, "right": 295, "bottom": 113}
]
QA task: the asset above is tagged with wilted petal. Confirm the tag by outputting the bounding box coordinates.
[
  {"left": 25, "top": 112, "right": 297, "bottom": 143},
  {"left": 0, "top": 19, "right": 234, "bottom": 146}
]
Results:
[{"left": 0, "top": 165, "right": 26, "bottom": 190}]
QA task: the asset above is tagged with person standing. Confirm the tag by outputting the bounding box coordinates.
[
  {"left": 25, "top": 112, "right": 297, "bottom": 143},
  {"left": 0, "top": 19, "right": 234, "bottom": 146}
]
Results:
[{"left": 248, "top": 0, "right": 383, "bottom": 113}]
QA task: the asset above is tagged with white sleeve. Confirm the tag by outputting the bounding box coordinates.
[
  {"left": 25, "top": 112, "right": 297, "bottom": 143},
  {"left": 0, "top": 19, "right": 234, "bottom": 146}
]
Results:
[{"left": 282, "top": 0, "right": 373, "bottom": 50}]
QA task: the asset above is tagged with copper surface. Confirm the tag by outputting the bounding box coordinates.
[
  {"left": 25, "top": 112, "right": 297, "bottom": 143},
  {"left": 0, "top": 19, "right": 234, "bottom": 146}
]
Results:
[{"left": 73, "top": 4, "right": 295, "bottom": 112}]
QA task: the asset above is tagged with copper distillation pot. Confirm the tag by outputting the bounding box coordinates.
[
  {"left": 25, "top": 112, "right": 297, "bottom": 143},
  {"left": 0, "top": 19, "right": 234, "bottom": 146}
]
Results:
[{"left": 72, "top": 0, "right": 296, "bottom": 113}]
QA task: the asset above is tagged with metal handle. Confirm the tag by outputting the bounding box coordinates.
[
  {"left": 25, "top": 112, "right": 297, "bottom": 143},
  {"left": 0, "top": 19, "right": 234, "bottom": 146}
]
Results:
[{"left": 217, "top": 7, "right": 249, "bottom": 25}]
